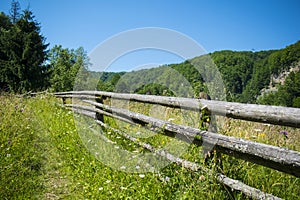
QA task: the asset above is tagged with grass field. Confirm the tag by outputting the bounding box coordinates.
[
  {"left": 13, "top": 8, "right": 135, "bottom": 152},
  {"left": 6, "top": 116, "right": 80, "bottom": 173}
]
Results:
[{"left": 0, "top": 94, "right": 299, "bottom": 199}]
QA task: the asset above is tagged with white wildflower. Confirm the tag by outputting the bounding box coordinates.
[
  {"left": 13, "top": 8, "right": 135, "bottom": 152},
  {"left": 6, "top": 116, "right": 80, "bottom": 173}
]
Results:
[
  {"left": 139, "top": 174, "right": 145, "bottom": 178},
  {"left": 120, "top": 166, "right": 126, "bottom": 170}
]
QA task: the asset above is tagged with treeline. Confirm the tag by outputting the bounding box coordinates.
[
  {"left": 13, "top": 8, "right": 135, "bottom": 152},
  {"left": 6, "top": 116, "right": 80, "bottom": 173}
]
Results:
[
  {"left": 210, "top": 41, "right": 300, "bottom": 105},
  {"left": 97, "top": 41, "right": 300, "bottom": 107},
  {"left": 258, "top": 70, "right": 300, "bottom": 107},
  {"left": 0, "top": 1, "right": 89, "bottom": 93}
]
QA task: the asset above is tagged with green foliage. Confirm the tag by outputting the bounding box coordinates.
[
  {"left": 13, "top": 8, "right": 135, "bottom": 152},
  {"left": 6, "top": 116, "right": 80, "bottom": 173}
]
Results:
[
  {"left": 268, "top": 42, "right": 300, "bottom": 75},
  {"left": 242, "top": 42, "right": 300, "bottom": 105},
  {"left": 211, "top": 51, "right": 254, "bottom": 95},
  {"left": 97, "top": 72, "right": 125, "bottom": 92},
  {"left": 9, "top": 0, "right": 20, "bottom": 24},
  {"left": 134, "top": 83, "right": 175, "bottom": 96},
  {"left": 99, "top": 62, "right": 206, "bottom": 97},
  {"left": 0, "top": 2, "right": 94, "bottom": 93},
  {"left": 48, "top": 45, "right": 89, "bottom": 92},
  {"left": 91, "top": 41, "right": 300, "bottom": 107},
  {"left": 0, "top": 8, "right": 48, "bottom": 93},
  {"left": 258, "top": 71, "right": 300, "bottom": 107}
]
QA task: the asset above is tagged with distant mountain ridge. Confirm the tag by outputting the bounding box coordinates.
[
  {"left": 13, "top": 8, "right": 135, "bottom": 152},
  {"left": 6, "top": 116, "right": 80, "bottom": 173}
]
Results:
[{"left": 93, "top": 40, "right": 300, "bottom": 107}]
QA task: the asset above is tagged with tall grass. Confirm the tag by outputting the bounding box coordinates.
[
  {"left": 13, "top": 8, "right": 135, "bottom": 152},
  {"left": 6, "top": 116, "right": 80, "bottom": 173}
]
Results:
[{"left": 0, "top": 94, "right": 299, "bottom": 199}]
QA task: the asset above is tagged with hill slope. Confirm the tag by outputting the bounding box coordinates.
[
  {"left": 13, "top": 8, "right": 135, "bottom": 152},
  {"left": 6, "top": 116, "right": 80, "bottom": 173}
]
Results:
[{"left": 95, "top": 40, "right": 300, "bottom": 107}]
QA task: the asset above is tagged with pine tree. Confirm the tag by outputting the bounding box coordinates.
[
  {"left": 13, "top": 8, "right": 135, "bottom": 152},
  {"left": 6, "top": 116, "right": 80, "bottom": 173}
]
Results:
[
  {"left": 0, "top": 8, "right": 48, "bottom": 93},
  {"left": 0, "top": 12, "right": 13, "bottom": 91},
  {"left": 9, "top": 0, "right": 20, "bottom": 24}
]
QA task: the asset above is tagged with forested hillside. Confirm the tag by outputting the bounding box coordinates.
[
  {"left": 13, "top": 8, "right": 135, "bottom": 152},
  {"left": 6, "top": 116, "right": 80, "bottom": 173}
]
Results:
[
  {"left": 210, "top": 41, "right": 300, "bottom": 104},
  {"left": 204, "top": 41, "right": 300, "bottom": 105},
  {"left": 96, "top": 41, "right": 300, "bottom": 107}
]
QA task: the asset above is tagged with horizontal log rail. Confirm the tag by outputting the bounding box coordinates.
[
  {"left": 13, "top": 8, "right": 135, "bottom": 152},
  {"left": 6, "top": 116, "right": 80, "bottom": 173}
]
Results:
[{"left": 55, "top": 91, "right": 300, "bottom": 128}]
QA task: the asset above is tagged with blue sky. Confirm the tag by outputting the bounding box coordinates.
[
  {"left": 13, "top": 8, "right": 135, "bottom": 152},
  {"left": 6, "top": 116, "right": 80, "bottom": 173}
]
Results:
[{"left": 1, "top": 0, "right": 300, "bottom": 72}]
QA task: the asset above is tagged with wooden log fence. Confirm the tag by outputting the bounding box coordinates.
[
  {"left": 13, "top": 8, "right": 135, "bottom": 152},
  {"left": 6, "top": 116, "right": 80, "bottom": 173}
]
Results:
[
  {"left": 55, "top": 90, "right": 300, "bottom": 128},
  {"left": 53, "top": 91, "right": 300, "bottom": 200}
]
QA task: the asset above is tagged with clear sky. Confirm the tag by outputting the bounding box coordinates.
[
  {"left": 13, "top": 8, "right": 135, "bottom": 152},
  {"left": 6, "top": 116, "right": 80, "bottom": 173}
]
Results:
[{"left": 1, "top": 0, "right": 300, "bottom": 72}]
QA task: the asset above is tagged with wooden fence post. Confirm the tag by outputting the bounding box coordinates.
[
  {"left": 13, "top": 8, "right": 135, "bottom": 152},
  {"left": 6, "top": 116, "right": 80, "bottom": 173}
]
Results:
[
  {"left": 62, "top": 97, "right": 67, "bottom": 104},
  {"left": 95, "top": 96, "right": 104, "bottom": 122},
  {"left": 200, "top": 104, "right": 222, "bottom": 170}
]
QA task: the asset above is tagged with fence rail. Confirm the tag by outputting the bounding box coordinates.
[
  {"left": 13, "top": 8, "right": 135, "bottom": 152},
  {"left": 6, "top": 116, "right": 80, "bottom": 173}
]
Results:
[
  {"left": 53, "top": 91, "right": 300, "bottom": 200},
  {"left": 55, "top": 91, "right": 300, "bottom": 128}
]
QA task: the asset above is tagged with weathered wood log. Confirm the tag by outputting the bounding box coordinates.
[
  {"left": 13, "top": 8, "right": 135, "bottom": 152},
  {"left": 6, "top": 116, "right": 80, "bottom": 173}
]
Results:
[
  {"left": 54, "top": 94, "right": 95, "bottom": 100},
  {"left": 66, "top": 102, "right": 300, "bottom": 177},
  {"left": 54, "top": 91, "right": 300, "bottom": 128},
  {"left": 70, "top": 107, "right": 282, "bottom": 200},
  {"left": 95, "top": 97, "right": 104, "bottom": 122},
  {"left": 62, "top": 97, "right": 67, "bottom": 104}
]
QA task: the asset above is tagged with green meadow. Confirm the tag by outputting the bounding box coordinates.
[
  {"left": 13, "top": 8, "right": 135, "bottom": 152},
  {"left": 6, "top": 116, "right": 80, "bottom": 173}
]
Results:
[{"left": 0, "top": 94, "right": 299, "bottom": 199}]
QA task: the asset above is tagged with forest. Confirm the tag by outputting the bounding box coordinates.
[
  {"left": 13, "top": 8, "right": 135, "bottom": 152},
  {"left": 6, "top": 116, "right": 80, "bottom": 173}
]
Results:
[
  {"left": 0, "top": 2, "right": 299, "bottom": 107},
  {"left": 91, "top": 41, "right": 300, "bottom": 108}
]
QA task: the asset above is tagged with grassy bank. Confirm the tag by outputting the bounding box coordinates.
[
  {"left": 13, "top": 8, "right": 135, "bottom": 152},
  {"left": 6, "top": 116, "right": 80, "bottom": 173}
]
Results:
[{"left": 0, "top": 95, "right": 299, "bottom": 199}]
